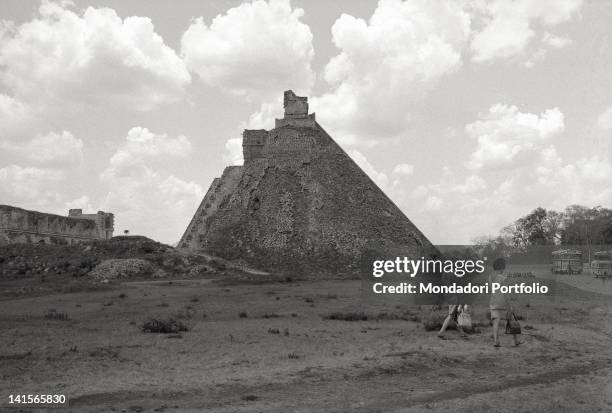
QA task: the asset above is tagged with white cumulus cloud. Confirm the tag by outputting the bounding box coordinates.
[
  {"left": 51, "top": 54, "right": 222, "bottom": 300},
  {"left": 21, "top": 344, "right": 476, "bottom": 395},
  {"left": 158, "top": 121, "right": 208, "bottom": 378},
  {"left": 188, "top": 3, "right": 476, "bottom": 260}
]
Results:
[
  {"left": 0, "top": 1, "right": 190, "bottom": 111},
  {"left": 409, "top": 103, "right": 612, "bottom": 244},
  {"left": 223, "top": 137, "right": 244, "bottom": 166},
  {"left": 0, "top": 165, "right": 64, "bottom": 208},
  {"left": 392, "top": 163, "right": 414, "bottom": 176},
  {"left": 470, "top": 0, "right": 582, "bottom": 62},
  {"left": 466, "top": 104, "right": 565, "bottom": 170},
  {"left": 348, "top": 149, "right": 391, "bottom": 192},
  {"left": 312, "top": 0, "right": 471, "bottom": 144},
  {"left": 0, "top": 94, "right": 36, "bottom": 137},
  {"left": 181, "top": 0, "right": 314, "bottom": 99},
  {"left": 100, "top": 127, "right": 203, "bottom": 244},
  {"left": 0, "top": 131, "right": 83, "bottom": 167},
  {"left": 597, "top": 106, "right": 612, "bottom": 130},
  {"left": 103, "top": 127, "right": 192, "bottom": 179},
  {"left": 122, "top": 127, "right": 191, "bottom": 158},
  {"left": 541, "top": 32, "right": 573, "bottom": 49}
]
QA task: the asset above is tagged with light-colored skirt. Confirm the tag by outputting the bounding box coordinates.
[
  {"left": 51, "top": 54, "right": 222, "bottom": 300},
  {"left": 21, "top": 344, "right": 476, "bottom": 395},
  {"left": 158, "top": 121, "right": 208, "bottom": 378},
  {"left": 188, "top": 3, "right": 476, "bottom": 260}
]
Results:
[{"left": 490, "top": 308, "right": 506, "bottom": 320}]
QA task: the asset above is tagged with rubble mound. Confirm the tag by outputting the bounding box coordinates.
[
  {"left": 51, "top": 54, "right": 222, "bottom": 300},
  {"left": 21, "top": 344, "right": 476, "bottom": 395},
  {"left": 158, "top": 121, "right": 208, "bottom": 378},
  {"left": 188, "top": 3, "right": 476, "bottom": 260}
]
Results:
[
  {"left": 0, "top": 236, "right": 220, "bottom": 281},
  {"left": 88, "top": 258, "right": 155, "bottom": 282}
]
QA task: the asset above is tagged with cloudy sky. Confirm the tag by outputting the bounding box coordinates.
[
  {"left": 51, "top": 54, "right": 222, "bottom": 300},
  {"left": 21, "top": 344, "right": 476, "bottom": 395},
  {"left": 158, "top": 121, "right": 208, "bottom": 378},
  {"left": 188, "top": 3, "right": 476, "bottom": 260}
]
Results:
[{"left": 1, "top": 0, "right": 611, "bottom": 244}]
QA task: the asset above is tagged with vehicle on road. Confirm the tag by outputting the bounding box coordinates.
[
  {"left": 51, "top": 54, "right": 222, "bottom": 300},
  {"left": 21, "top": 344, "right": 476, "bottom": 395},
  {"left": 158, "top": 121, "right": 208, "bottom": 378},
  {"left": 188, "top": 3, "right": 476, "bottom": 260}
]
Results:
[
  {"left": 592, "top": 251, "right": 612, "bottom": 278},
  {"left": 551, "top": 249, "right": 583, "bottom": 274}
]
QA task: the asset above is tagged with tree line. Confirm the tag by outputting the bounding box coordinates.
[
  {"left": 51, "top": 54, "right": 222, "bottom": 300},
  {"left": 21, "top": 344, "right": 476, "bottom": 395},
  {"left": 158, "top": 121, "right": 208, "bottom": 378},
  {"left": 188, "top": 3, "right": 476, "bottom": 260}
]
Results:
[{"left": 474, "top": 205, "right": 612, "bottom": 256}]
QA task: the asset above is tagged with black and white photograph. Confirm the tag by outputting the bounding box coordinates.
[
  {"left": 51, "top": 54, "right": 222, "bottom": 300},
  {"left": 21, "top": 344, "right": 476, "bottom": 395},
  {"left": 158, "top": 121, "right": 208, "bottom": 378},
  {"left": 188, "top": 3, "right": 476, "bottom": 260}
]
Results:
[{"left": 1, "top": 0, "right": 612, "bottom": 411}]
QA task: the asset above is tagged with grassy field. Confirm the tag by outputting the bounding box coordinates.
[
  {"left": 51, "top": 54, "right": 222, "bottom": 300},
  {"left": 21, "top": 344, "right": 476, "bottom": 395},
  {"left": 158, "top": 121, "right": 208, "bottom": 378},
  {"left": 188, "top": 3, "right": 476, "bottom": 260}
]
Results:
[{"left": 2, "top": 265, "right": 612, "bottom": 412}]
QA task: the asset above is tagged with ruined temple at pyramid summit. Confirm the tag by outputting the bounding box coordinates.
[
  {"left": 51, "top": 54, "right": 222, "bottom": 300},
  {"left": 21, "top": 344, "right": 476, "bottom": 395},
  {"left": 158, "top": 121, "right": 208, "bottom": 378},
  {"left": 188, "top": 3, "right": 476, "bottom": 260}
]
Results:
[{"left": 179, "top": 91, "right": 437, "bottom": 274}]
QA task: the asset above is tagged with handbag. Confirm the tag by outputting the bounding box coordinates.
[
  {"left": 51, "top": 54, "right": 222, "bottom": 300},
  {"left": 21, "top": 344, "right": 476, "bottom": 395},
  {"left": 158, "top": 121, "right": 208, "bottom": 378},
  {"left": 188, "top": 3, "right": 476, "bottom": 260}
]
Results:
[
  {"left": 457, "top": 310, "right": 472, "bottom": 330},
  {"left": 450, "top": 305, "right": 460, "bottom": 322},
  {"left": 505, "top": 311, "right": 521, "bottom": 335}
]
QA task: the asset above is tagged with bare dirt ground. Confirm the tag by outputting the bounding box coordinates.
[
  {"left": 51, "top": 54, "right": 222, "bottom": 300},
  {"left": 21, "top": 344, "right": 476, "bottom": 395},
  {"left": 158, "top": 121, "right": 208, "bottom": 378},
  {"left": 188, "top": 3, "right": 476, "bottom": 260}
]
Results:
[{"left": 2, "top": 265, "right": 612, "bottom": 412}]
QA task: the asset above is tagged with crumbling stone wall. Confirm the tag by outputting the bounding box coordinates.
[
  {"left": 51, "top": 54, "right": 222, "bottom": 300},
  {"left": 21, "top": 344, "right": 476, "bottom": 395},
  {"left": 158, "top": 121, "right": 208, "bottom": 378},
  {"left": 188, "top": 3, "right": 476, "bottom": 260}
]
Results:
[
  {"left": 68, "top": 209, "right": 114, "bottom": 240},
  {"left": 0, "top": 205, "right": 114, "bottom": 246},
  {"left": 181, "top": 166, "right": 243, "bottom": 248},
  {"left": 242, "top": 130, "right": 267, "bottom": 162},
  {"left": 179, "top": 91, "right": 437, "bottom": 274}
]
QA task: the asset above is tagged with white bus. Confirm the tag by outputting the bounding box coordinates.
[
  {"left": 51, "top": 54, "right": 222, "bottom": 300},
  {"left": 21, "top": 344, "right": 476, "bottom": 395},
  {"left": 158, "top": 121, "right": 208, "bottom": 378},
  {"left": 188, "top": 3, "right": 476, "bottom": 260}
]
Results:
[
  {"left": 551, "top": 249, "right": 583, "bottom": 275},
  {"left": 592, "top": 251, "right": 612, "bottom": 278}
]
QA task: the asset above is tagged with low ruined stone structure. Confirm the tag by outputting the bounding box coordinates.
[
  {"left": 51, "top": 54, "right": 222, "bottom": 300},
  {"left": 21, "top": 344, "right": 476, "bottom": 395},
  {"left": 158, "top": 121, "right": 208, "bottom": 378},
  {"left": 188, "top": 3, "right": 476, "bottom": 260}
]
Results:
[
  {"left": 179, "top": 90, "right": 437, "bottom": 274},
  {"left": 0, "top": 205, "right": 114, "bottom": 245}
]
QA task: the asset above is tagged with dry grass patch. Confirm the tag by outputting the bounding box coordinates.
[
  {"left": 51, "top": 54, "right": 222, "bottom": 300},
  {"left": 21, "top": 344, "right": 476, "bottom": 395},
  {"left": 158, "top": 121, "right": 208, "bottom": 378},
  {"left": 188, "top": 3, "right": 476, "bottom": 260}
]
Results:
[
  {"left": 44, "top": 309, "right": 69, "bottom": 321},
  {"left": 141, "top": 318, "right": 189, "bottom": 334},
  {"left": 323, "top": 311, "right": 368, "bottom": 321}
]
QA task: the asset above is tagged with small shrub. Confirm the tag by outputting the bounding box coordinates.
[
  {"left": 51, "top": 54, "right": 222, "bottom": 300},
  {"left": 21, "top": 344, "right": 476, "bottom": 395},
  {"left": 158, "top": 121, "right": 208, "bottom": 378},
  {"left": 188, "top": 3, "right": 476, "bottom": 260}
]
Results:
[
  {"left": 190, "top": 296, "right": 199, "bottom": 303},
  {"left": 238, "top": 311, "right": 248, "bottom": 318},
  {"left": 304, "top": 297, "right": 314, "bottom": 303},
  {"left": 407, "top": 314, "right": 421, "bottom": 322},
  {"left": 44, "top": 309, "right": 69, "bottom": 321},
  {"left": 89, "top": 347, "right": 119, "bottom": 358},
  {"left": 422, "top": 313, "right": 445, "bottom": 331},
  {"left": 375, "top": 311, "right": 421, "bottom": 322},
  {"left": 262, "top": 313, "right": 281, "bottom": 318},
  {"left": 324, "top": 312, "right": 368, "bottom": 321},
  {"left": 242, "top": 395, "right": 258, "bottom": 402},
  {"left": 268, "top": 328, "right": 280, "bottom": 334},
  {"left": 118, "top": 293, "right": 127, "bottom": 299},
  {"left": 288, "top": 352, "right": 300, "bottom": 359},
  {"left": 142, "top": 318, "right": 188, "bottom": 334}
]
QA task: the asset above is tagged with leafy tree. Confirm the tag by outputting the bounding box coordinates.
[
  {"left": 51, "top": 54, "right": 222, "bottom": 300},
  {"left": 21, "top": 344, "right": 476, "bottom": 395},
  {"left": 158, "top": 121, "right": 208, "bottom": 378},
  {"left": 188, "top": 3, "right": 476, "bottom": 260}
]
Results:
[
  {"left": 479, "top": 205, "right": 612, "bottom": 250},
  {"left": 472, "top": 234, "right": 513, "bottom": 258},
  {"left": 560, "top": 205, "right": 612, "bottom": 245},
  {"left": 504, "top": 207, "right": 558, "bottom": 247}
]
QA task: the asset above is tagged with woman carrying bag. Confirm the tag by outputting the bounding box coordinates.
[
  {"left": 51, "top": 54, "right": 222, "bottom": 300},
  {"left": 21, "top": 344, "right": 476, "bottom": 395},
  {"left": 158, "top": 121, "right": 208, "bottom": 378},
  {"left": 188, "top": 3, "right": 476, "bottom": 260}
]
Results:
[
  {"left": 489, "top": 258, "right": 521, "bottom": 347},
  {"left": 437, "top": 304, "right": 469, "bottom": 339}
]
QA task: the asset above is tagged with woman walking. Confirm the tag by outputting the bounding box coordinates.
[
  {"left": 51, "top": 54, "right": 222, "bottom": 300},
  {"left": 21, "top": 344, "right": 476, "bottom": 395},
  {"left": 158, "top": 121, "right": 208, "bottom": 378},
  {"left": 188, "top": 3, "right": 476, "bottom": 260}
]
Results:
[
  {"left": 489, "top": 257, "right": 520, "bottom": 347},
  {"left": 437, "top": 304, "right": 467, "bottom": 339}
]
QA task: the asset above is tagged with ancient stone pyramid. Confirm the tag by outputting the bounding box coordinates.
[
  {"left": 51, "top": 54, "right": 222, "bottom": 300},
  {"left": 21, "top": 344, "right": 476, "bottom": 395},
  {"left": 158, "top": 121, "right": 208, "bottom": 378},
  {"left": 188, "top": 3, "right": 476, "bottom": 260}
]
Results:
[{"left": 179, "top": 91, "right": 437, "bottom": 274}]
